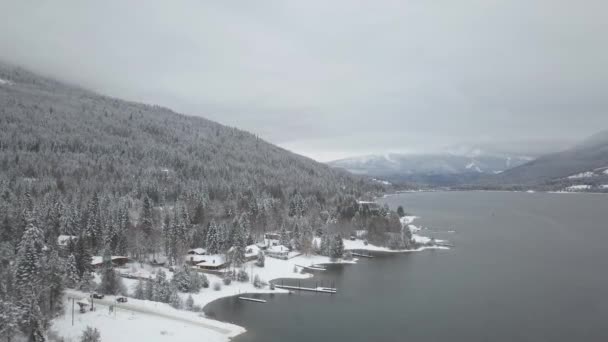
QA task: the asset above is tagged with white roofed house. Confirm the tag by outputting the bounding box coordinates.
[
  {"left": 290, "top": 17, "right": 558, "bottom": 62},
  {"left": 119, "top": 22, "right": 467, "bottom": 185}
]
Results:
[
  {"left": 57, "top": 235, "right": 77, "bottom": 249},
  {"left": 266, "top": 245, "right": 290, "bottom": 260},
  {"left": 193, "top": 254, "right": 228, "bottom": 275}
]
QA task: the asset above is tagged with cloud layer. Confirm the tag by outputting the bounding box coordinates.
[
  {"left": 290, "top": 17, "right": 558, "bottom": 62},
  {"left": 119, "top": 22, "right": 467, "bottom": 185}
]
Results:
[{"left": 1, "top": 0, "right": 606, "bottom": 161}]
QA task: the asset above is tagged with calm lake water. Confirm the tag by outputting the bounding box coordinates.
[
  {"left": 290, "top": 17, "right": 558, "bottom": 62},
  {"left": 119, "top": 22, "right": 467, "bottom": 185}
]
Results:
[{"left": 205, "top": 191, "right": 608, "bottom": 342}]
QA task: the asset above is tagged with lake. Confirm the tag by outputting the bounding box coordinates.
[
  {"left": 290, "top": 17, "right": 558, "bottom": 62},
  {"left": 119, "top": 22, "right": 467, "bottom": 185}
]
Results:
[{"left": 205, "top": 191, "right": 608, "bottom": 341}]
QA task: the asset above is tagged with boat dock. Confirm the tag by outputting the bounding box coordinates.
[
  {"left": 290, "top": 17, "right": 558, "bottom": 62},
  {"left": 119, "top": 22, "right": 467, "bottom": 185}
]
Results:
[
  {"left": 295, "top": 264, "right": 327, "bottom": 271},
  {"left": 238, "top": 297, "right": 267, "bottom": 303},
  {"left": 351, "top": 252, "right": 374, "bottom": 258},
  {"left": 274, "top": 284, "right": 337, "bottom": 294}
]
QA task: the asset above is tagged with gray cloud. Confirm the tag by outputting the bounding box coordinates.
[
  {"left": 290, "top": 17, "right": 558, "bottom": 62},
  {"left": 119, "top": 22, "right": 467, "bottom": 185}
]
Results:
[{"left": 1, "top": 0, "right": 606, "bottom": 161}]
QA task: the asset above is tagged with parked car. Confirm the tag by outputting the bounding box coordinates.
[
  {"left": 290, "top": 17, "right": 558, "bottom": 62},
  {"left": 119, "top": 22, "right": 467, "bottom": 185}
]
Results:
[
  {"left": 91, "top": 293, "right": 104, "bottom": 299},
  {"left": 116, "top": 297, "right": 128, "bottom": 303}
]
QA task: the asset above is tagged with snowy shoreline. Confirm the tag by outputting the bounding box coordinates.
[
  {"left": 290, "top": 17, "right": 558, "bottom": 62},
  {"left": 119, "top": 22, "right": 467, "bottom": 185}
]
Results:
[{"left": 52, "top": 216, "right": 447, "bottom": 342}]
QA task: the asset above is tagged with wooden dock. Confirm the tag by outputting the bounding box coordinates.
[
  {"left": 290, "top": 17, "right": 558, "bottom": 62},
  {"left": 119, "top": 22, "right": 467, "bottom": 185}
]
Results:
[
  {"left": 238, "top": 297, "right": 267, "bottom": 303},
  {"left": 274, "top": 284, "right": 337, "bottom": 294},
  {"left": 295, "top": 264, "right": 327, "bottom": 271},
  {"left": 351, "top": 252, "right": 374, "bottom": 258}
]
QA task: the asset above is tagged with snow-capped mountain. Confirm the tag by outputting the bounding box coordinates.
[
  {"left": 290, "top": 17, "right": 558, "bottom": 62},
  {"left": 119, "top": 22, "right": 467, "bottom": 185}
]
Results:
[{"left": 327, "top": 151, "right": 532, "bottom": 186}]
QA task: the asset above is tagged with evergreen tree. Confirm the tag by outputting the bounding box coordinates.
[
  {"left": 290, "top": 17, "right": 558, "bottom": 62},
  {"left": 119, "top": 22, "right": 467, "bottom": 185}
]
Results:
[
  {"left": 133, "top": 279, "right": 145, "bottom": 300},
  {"left": 205, "top": 220, "right": 219, "bottom": 254},
  {"left": 99, "top": 250, "right": 123, "bottom": 295},
  {"left": 144, "top": 277, "right": 154, "bottom": 300},
  {"left": 0, "top": 299, "right": 23, "bottom": 342},
  {"left": 185, "top": 294, "right": 194, "bottom": 311},
  {"left": 80, "top": 326, "right": 101, "bottom": 342},
  {"left": 14, "top": 216, "right": 45, "bottom": 299},
  {"left": 65, "top": 254, "right": 80, "bottom": 288},
  {"left": 256, "top": 250, "right": 265, "bottom": 267}
]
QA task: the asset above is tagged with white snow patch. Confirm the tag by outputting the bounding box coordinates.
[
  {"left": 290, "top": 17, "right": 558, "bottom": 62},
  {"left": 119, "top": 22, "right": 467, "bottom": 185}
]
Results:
[
  {"left": 0, "top": 78, "right": 12, "bottom": 85},
  {"left": 53, "top": 291, "right": 244, "bottom": 342},
  {"left": 567, "top": 171, "right": 595, "bottom": 179},
  {"left": 564, "top": 184, "right": 591, "bottom": 191},
  {"left": 600, "top": 185, "right": 608, "bottom": 189}
]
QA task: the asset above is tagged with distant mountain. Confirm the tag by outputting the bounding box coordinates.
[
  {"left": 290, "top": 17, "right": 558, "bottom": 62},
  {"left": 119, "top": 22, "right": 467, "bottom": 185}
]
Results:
[
  {"left": 328, "top": 151, "right": 532, "bottom": 186},
  {"left": 479, "top": 131, "right": 608, "bottom": 190}
]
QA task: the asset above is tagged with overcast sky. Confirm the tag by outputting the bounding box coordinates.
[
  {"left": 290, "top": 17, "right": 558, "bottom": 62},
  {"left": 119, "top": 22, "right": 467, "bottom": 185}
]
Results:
[{"left": 1, "top": 1, "right": 607, "bottom": 161}]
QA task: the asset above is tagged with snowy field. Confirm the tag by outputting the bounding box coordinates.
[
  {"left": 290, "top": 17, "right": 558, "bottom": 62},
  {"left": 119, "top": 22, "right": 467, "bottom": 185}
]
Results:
[{"left": 51, "top": 291, "right": 244, "bottom": 342}]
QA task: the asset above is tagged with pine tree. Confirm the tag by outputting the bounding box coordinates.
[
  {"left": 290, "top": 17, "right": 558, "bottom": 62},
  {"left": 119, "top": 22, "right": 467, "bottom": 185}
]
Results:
[
  {"left": 133, "top": 279, "right": 145, "bottom": 299},
  {"left": 185, "top": 294, "right": 194, "bottom": 310},
  {"left": 74, "top": 235, "right": 93, "bottom": 279},
  {"left": 168, "top": 287, "right": 182, "bottom": 309},
  {"left": 99, "top": 249, "right": 123, "bottom": 295},
  {"left": 65, "top": 254, "right": 80, "bottom": 288},
  {"left": 279, "top": 225, "right": 289, "bottom": 247},
  {"left": 205, "top": 220, "right": 219, "bottom": 254},
  {"left": 0, "top": 299, "right": 23, "bottom": 342},
  {"left": 144, "top": 277, "right": 154, "bottom": 300},
  {"left": 44, "top": 250, "right": 66, "bottom": 315},
  {"left": 80, "top": 326, "right": 101, "bottom": 342},
  {"left": 14, "top": 216, "right": 45, "bottom": 299},
  {"left": 256, "top": 250, "right": 265, "bottom": 267}
]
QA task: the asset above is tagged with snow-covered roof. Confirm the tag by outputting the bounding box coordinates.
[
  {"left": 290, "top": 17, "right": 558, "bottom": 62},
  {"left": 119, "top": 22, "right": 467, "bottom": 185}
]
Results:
[
  {"left": 185, "top": 254, "right": 208, "bottom": 263},
  {"left": 195, "top": 254, "right": 226, "bottom": 267},
  {"left": 245, "top": 245, "right": 260, "bottom": 257},
  {"left": 91, "top": 256, "right": 130, "bottom": 266},
  {"left": 57, "top": 235, "right": 77, "bottom": 246},
  {"left": 187, "top": 248, "right": 207, "bottom": 255},
  {"left": 357, "top": 200, "right": 376, "bottom": 205},
  {"left": 267, "top": 245, "right": 289, "bottom": 253}
]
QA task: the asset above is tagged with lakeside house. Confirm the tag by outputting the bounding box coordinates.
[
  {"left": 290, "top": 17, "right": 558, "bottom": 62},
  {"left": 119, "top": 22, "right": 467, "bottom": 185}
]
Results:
[
  {"left": 91, "top": 256, "right": 131, "bottom": 268},
  {"left": 245, "top": 244, "right": 261, "bottom": 261},
  {"left": 185, "top": 247, "right": 209, "bottom": 265},
  {"left": 357, "top": 200, "right": 381, "bottom": 214},
  {"left": 266, "top": 245, "right": 290, "bottom": 259},
  {"left": 194, "top": 254, "right": 227, "bottom": 274},
  {"left": 57, "top": 235, "right": 77, "bottom": 249}
]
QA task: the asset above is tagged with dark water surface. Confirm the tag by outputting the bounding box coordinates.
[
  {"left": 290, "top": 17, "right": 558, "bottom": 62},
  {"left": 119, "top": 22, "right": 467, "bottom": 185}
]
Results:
[{"left": 205, "top": 191, "right": 608, "bottom": 341}]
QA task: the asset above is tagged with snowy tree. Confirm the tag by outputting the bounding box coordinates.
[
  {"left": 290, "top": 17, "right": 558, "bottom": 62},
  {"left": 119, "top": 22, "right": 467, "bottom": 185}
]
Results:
[
  {"left": 185, "top": 294, "right": 194, "bottom": 311},
  {"left": 133, "top": 279, "right": 145, "bottom": 300},
  {"left": 205, "top": 220, "right": 219, "bottom": 254},
  {"left": 144, "top": 277, "right": 154, "bottom": 300},
  {"left": 255, "top": 250, "right": 265, "bottom": 267},
  {"left": 0, "top": 299, "right": 23, "bottom": 342},
  {"left": 21, "top": 295, "right": 46, "bottom": 342},
  {"left": 65, "top": 254, "right": 80, "bottom": 288},
  {"left": 168, "top": 287, "right": 182, "bottom": 309},
  {"left": 279, "top": 225, "right": 290, "bottom": 247},
  {"left": 98, "top": 250, "right": 123, "bottom": 295},
  {"left": 329, "top": 234, "right": 345, "bottom": 259},
  {"left": 80, "top": 326, "right": 101, "bottom": 342},
  {"left": 14, "top": 216, "right": 45, "bottom": 299}
]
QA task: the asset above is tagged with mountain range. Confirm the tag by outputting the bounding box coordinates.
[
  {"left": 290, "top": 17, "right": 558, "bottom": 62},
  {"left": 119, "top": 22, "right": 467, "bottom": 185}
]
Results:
[{"left": 328, "top": 151, "right": 532, "bottom": 186}]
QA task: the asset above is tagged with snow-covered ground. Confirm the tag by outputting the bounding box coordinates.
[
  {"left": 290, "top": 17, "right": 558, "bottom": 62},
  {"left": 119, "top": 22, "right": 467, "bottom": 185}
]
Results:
[
  {"left": 0, "top": 77, "right": 11, "bottom": 85},
  {"left": 565, "top": 184, "right": 592, "bottom": 191},
  {"left": 52, "top": 290, "right": 244, "bottom": 342},
  {"left": 54, "top": 214, "right": 446, "bottom": 342},
  {"left": 567, "top": 171, "right": 595, "bottom": 179}
]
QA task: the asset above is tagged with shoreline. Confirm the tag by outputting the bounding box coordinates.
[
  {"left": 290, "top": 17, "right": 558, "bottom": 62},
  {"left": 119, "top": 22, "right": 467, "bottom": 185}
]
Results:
[{"left": 52, "top": 217, "right": 448, "bottom": 342}]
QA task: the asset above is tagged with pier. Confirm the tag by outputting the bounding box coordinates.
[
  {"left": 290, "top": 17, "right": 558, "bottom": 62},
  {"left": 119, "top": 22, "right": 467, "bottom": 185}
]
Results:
[
  {"left": 274, "top": 284, "right": 337, "bottom": 294},
  {"left": 238, "top": 297, "right": 267, "bottom": 303},
  {"left": 351, "top": 252, "right": 374, "bottom": 258},
  {"left": 295, "top": 264, "right": 327, "bottom": 271}
]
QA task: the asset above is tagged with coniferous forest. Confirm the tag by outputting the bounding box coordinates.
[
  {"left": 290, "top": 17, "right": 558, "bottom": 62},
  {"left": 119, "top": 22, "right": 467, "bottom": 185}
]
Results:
[{"left": 0, "top": 64, "right": 406, "bottom": 341}]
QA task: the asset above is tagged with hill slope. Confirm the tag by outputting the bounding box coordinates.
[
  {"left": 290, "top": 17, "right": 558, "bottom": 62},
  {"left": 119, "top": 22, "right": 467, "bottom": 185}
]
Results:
[
  {"left": 0, "top": 63, "right": 377, "bottom": 203},
  {"left": 478, "top": 131, "right": 608, "bottom": 190}
]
